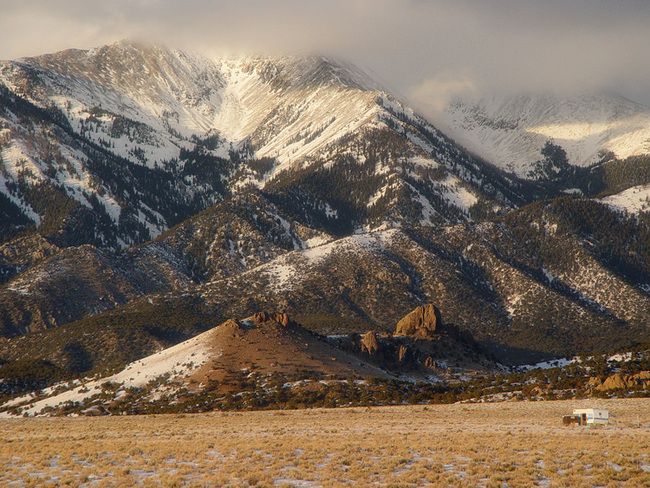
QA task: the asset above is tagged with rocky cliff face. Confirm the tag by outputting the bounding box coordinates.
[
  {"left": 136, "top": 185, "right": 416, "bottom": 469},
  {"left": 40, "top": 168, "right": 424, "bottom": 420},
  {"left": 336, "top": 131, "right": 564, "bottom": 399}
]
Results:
[
  {"left": 590, "top": 371, "right": 650, "bottom": 391},
  {"left": 325, "top": 304, "right": 497, "bottom": 378}
]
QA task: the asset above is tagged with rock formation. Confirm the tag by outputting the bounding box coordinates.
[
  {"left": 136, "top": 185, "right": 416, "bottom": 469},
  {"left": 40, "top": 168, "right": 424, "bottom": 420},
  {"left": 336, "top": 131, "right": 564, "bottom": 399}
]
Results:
[
  {"left": 594, "top": 371, "right": 650, "bottom": 391},
  {"left": 395, "top": 304, "right": 443, "bottom": 338},
  {"left": 251, "top": 312, "right": 294, "bottom": 327},
  {"left": 361, "top": 330, "right": 379, "bottom": 355}
]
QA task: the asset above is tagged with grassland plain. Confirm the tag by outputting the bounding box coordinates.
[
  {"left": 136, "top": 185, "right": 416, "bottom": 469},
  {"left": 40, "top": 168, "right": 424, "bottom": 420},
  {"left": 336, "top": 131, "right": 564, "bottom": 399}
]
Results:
[{"left": 1, "top": 399, "right": 649, "bottom": 487}]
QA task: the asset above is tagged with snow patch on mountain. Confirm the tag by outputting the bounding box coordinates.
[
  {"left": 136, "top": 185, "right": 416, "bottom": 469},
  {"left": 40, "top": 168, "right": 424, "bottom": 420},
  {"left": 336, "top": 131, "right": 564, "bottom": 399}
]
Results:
[
  {"left": 600, "top": 184, "right": 650, "bottom": 215},
  {"left": 251, "top": 229, "right": 399, "bottom": 292},
  {"left": 439, "top": 177, "right": 478, "bottom": 214}
]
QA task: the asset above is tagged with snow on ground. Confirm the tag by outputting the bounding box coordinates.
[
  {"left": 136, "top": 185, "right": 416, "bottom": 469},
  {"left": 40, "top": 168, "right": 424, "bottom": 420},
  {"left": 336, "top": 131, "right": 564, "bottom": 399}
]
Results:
[
  {"left": 249, "top": 229, "right": 399, "bottom": 292},
  {"left": 608, "top": 352, "right": 633, "bottom": 362},
  {"left": 1, "top": 328, "right": 218, "bottom": 417},
  {"left": 257, "top": 89, "right": 380, "bottom": 171},
  {"left": 438, "top": 176, "right": 478, "bottom": 215},
  {"left": 211, "top": 62, "right": 260, "bottom": 142},
  {"left": 304, "top": 234, "right": 333, "bottom": 248},
  {"left": 541, "top": 267, "right": 556, "bottom": 284},
  {"left": 263, "top": 261, "right": 298, "bottom": 291},
  {"left": 408, "top": 184, "right": 439, "bottom": 225},
  {"left": 519, "top": 351, "right": 639, "bottom": 371},
  {"left": 600, "top": 184, "right": 650, "bottom": 215},
  {"left": 367, "top": 185, "right": 389, "bottom": 208},
  {"left": 518, "top": 358, "right": 575, "bottom": 371}
]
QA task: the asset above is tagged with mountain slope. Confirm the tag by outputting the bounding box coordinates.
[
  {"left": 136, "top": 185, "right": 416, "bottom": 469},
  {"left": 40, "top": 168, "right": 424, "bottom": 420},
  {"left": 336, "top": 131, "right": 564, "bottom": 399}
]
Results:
[
  {"left": 0, "top": 189, "right": 333, "bottom": 337},
  {"left": 2, "top": 192, "right": 648, "bottom": 362},
  {"left": 440, "top": 93, "right": 650, "bottom": 178},
  {"left": 0, "top": 243, "right": 193, "bottom": 337}
]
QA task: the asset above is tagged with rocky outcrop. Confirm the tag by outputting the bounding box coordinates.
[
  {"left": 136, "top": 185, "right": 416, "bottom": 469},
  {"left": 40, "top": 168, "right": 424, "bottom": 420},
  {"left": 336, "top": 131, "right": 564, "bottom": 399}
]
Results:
[
  {"left": 635, "top": 371, "right": 650, "bottom": 382},
  {"left": 397, "top": 345, "right": 408, "bottom": 362},
  {"left": 395, "top": 304, "right": 442, "bottom": 338},
  {"left": 595, "top": 371, "right": 650, "bottom": 391},
  {"left": 251, "top": 312, "right": 294, "bottom": 327},
  {"left": 424, "top": 356, "right": 446, "bottom": 370},
  {"left": 598, "top": 373, "right": 627, "bottom": 391},
  {"left": 361, "top": 330, "right": 379, "bottom": 355},
  {"left": 0, "top": 235, "right": 60, "bottom": 285},
  {"left": 587, "top": 376, "right": 602, "bottom": 388}
]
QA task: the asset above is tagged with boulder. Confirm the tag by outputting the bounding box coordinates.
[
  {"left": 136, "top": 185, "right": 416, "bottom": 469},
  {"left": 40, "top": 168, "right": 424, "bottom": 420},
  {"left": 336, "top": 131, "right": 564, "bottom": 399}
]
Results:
[
  {"left": 398, "top": 345, "right": 409, "bottom": 363},
  {"left": 273, "top": 313, "right": 292, "bottom": 327},
  {"left": 597, "top": 373, "right": 627, "bottom": 391},
  {"left": 252, "top": 312, "right": 271, "bottom": 324},
  {"left": 596, "top": 371, "right": 650, "bottom": 391},
  {"left": 395, "top": 304, "right": 442, "bottom": 338},
  {"left": 628, "top": 371, "right": 650, "bottom": 388},
  {"left": 223, "top": 318, "right": 245, "bottom": 336}
]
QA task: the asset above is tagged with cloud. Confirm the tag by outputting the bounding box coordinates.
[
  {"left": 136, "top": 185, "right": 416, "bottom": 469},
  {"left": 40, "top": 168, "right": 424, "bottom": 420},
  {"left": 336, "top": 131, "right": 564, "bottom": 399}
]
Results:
[
  {"left": 409, "top": 71, "right": 478, "bottom": 122},
  {"left": 1, "top": 0, "right": 649, "bottom": 113}
]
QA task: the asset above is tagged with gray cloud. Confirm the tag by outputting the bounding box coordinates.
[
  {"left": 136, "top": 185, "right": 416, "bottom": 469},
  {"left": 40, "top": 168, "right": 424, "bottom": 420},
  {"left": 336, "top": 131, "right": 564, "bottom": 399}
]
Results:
[{"left": 1, "top": 0, "right": 649, "bottom": 118}]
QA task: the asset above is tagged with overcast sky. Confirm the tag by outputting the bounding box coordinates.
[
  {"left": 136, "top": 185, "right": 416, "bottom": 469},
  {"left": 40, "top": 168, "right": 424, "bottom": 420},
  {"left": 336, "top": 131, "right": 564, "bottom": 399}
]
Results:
[{"left": 1, "top": 0, "right": 649, "bottom": 119}]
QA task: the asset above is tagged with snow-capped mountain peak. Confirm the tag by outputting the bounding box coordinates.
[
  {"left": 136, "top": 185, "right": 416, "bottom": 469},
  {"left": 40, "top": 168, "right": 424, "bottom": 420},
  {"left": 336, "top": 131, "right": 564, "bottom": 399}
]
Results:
[{"left": 0, "top": 41, "right": 517, "bottom": 249}]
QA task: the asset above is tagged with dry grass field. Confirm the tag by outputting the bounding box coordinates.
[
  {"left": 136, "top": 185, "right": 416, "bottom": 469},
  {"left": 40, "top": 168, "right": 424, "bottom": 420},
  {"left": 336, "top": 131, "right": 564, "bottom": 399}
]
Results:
[{"left": 1, "top": 398, "right": 649, "bottom": 487}]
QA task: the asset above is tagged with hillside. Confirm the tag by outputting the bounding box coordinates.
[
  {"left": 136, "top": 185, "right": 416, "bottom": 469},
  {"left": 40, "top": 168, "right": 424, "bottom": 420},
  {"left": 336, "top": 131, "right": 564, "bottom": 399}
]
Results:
[
  {"left": 3, "top": 308, "right": 648, "bottom": 417},
  {"left": 0, "top": 305, "right": 501, "bottom": 416},
  {"left": 144, "top": 197, "right": 649, "bottom": 362},
  {"left": 1, "top": 195, "right": 648, "bottom": 370}
]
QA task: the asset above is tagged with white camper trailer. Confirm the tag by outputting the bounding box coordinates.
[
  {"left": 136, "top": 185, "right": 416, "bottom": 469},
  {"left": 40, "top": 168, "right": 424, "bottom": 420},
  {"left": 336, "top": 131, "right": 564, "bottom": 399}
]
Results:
[{"left": 572, "top": 408, "right": 609, "bottom": 425}]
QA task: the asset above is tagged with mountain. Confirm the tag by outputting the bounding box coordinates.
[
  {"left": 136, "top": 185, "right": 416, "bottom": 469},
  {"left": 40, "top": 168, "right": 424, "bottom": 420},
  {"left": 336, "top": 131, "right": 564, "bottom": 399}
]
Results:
[
  {"left": 0, "top": 41, "right": 648, "bottom": 386},
  {"left": 0, "top": 40, "right": 530, "bottom": 250},
  {"left": 439, "top": 92, "right": 650, "bottom": 178},
  {"left": 157, "top": 197, "right": 650, "bottom": 362},
  {"left": 0, "top": 189, "right": 334, "bottom": 337},
  {"left": 0, "top": 40, "right": 535, "bottom": 335}
]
